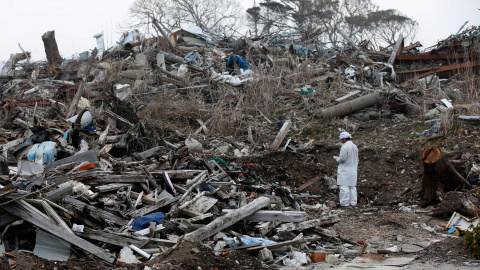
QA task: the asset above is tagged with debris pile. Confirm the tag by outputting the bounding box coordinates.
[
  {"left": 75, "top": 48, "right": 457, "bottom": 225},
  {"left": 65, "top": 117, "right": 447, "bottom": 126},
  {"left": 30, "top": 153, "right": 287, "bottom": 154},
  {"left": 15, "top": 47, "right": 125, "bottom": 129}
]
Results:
[{"left": 0, "top": 23, "right": 480, "bottom": 269}]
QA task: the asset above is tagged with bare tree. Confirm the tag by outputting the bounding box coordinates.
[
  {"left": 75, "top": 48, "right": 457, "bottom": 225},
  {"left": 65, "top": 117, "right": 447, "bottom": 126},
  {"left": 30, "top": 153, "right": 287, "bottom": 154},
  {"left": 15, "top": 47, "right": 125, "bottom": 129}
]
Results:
[
  {"left": 368, "top": 9, "right": 418, "bottom": 45},
  {"left": 124, "top": 0, "right": 242, "bottom": 37},
  {"left": 245, "top": 0, "right": 418, "bottom": 48}
]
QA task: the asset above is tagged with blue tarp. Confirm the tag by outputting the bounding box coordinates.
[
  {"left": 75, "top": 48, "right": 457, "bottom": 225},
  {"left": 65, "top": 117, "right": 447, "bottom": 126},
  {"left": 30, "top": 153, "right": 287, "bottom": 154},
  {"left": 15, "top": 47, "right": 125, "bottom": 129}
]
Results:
[
  {"left": 223, "top": 236, "right": 276, "bottom": 247},
  {"left": 27, "top": 141, "right": 57, "bottom": 164},
  {"left": 132, "top": 212, "right": 165, "bottom": 231},
  {"left": 227, "top": 55, "right": 250, "bottom": 71}
]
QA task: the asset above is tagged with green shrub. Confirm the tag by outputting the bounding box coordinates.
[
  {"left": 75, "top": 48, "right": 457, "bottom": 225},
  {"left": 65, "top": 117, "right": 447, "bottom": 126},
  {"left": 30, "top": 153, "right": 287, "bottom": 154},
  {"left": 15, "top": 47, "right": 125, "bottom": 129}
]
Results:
[{"left": 464, "top": 225, "right": 480, "bottom": 259}]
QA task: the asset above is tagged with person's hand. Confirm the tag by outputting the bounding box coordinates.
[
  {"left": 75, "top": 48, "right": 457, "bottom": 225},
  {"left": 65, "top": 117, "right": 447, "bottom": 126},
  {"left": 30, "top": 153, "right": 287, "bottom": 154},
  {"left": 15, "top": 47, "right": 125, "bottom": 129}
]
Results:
[{"left": 334, "top": 156, "right": 339, "bottom": 162}]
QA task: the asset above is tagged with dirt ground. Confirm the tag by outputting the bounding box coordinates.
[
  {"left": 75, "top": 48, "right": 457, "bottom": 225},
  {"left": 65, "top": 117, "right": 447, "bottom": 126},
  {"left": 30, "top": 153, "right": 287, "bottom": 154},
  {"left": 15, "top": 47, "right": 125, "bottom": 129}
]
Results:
[{"left": 1, "top": 109, "right": 479, "bottom": 269}]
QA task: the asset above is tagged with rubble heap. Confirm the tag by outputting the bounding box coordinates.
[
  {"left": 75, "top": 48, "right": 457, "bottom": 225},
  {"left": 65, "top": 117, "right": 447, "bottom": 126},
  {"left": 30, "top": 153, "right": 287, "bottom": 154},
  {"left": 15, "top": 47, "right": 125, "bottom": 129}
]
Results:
[{"left": 1, "top": 25, "right": 480, "bottom": 269}]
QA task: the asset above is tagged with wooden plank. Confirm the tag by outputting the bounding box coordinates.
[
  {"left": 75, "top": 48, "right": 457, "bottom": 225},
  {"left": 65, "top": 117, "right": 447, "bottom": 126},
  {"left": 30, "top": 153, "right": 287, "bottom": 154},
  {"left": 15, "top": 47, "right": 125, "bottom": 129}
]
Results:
[
  {"left": 103, "top": 110, "right": 134, "bottom": 128},
  {"left": 45, "top": 150, "right": 98, "bottom": 172},
  {"left": 186, "top": 196, "right": 218, "bottom": 214},
  {"left": 64, "top": 197, "right": 128, "bottom": 226},
  {"left": 79, "top": 229, "right": 175, "bottom": 247},
  {"left": 217, "top": 243, "right": 262, "bottom": 253},
  {"left": 184, "top": 197, "right": 271, "bottom": 242},
  {"left": 95, "top": 183, "right": 132, "bottom": 193},
  {"left": 222, "top": 210, "right": 308, "bottom": 223},
  {"left": 180, "top": 208, "right": 203, "bottom": 217},
  {"left": 399, "top": 61, "right": 480, "bottom": 86},
  {"left": 335, "top": 90, "right": 361, "bottom": 102},
  {"left": 122, "top": 146, "right": 167, "bottom": 162},
  {"left": 297, "top": 176, "right": 321, "bottom": 191},
  {"left": 276, "top": 216, "right": 340, "bottom": 233},
  {"left": 97, "top": 170, "right": 204, "bottom": 180},
  {"left": 78, "top": 230, "right": 144, "bottom": 247},
  {"left": 245, "top": 237, "right": 322, "bottom": 253},
  {"left": 128, "top": 197, "right": 179, "bottom": 219},
  {"left": 142, "top": 165, "right": 161, "bottom": 191},
  {"left": 255, "top": 221, "right": 281, "bottom": 236},
  {"left": 270, "top": 120, "right": 292, "bottom": 150},
  {"left": 45, "top": 184, "right": 73, "bottom": 202},
  {"left": 4, "top": 203, "right": 116, "bottom": 263},
  {"left": 46, "top": 170, "right": 97, "bottom": 186},
  {"left": 134, "top": 224, "right": 165, "bottom": 236},
  {"left": 187, "top": 213, "right": 213, "bottom": 223},
  {"left": 86, "top": 175, "right": 147, "bottom": 183}
]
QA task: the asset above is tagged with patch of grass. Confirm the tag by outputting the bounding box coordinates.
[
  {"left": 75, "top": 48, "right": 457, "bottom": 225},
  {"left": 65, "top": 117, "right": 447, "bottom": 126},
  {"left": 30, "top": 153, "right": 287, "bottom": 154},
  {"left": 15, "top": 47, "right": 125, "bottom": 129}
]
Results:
[
  {"left": 302, "top": 124, "right": 325, "bottom": 136},
  {"left": 402, "top": 131, "right": 420, "bottom": 139},
  {"left": 353, "top": 131, "right": 365, "bottom": 138}
]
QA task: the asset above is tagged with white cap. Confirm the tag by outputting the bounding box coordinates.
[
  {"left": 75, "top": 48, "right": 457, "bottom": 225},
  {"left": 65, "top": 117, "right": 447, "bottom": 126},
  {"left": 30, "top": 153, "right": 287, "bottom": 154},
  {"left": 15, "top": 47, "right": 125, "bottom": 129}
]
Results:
[{"left": 339, "top": 132, "right": 352, "bottom": 139}]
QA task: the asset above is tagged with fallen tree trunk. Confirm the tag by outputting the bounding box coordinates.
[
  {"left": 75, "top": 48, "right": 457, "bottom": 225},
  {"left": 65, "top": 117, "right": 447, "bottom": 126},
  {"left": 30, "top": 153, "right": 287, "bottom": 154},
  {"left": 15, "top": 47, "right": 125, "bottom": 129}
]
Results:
[{"left": 420, "top": 147, "right": 471, "bottom": 206}]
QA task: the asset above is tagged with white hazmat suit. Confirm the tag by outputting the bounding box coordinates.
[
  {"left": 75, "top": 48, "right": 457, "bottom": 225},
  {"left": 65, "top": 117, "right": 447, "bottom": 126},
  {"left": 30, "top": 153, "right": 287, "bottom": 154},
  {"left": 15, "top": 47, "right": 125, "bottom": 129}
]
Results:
[{"left": 334, "top": 132, "right": 359, "bottom": 206}]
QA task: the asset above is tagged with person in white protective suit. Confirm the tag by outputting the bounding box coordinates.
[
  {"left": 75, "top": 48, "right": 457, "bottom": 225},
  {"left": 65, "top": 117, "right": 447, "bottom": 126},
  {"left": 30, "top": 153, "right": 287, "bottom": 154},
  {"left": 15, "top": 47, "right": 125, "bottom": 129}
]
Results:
[{"left": 334, "top": 132, "right": 359, "bottom": 207}]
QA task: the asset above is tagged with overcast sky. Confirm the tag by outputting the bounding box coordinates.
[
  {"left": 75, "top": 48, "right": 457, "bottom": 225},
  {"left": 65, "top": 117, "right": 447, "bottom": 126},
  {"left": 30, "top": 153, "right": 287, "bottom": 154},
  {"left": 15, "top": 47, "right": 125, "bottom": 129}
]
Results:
[{"left": 1, "top": 0, "right": 479, "bottom": 62}]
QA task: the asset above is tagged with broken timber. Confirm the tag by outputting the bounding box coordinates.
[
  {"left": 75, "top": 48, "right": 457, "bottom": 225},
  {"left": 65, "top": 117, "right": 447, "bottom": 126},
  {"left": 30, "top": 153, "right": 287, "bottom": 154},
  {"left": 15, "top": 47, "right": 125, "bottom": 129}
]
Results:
[
  {"left": 3, "top": 202, "right": 116, "bottom": 264},
  {"left": 221, "top": 210, "right": 308, "bottom": 223},
  {"left": 270, "top": 120, "right": 292, "bottom": 151},
  {"left": 184, "top": 197, "right": 271, "bottom": 242}
]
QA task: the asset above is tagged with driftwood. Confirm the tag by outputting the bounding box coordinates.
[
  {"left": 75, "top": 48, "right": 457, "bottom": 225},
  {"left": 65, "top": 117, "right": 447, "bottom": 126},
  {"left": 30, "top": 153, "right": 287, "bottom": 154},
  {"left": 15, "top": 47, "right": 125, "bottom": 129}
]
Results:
[{"left": 420, "top": 147, "right": 471, "bottom": 206}]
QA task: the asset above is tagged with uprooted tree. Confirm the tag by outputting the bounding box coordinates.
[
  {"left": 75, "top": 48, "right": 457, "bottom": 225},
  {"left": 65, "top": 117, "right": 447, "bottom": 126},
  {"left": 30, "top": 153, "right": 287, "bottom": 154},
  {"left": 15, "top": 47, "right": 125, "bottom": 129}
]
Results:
[{"left": 420, "top": 147, "right": 472, "bottom": 206}]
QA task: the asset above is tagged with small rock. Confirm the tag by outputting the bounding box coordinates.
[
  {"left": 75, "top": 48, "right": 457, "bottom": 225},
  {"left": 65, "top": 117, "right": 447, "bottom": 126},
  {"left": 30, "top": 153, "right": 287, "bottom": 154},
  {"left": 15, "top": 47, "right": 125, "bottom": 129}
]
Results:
[
  {"left": 396, "top": 235, "right": 403, "bottom": 242},
  {"left": 257, "top": 248, "right": 273, "bottom": 262},
  {"left": 394, "top": 114, "right": 408, "bottom": 122},
  {"left": 424, "top": 108, "right": 439, "bottom": 120}
]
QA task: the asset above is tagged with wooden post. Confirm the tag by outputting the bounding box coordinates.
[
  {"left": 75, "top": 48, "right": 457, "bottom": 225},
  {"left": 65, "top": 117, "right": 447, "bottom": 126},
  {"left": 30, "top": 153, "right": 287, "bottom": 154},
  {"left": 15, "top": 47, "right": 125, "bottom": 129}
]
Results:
[
  {"left": 387, "top": 34, "right": 404, "bottom": 65},
  {"left": 184, "top": 197, "right": 271, "bottom": 242},
  {"left": 41, "top": 31, "right": 63, "bottom": 68},
  {"left": 420, "top": 147, "right": 472, "bottom": 206}
]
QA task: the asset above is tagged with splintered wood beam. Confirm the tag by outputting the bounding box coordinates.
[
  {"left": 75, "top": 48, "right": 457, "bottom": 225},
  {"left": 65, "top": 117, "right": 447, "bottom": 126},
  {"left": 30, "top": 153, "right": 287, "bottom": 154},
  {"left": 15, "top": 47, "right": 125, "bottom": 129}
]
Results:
[
  {"left": 399, "top": 61, "right": 480, "bottom": 86},
  {"left": 85, "top": 175, "right": 147, "bottom": 184},
  {"left": 276, "top": 216, "right": 341, "bottom": 233},
  {"left": 387, "top": 34, "right": 404, "bottom": 65},
  {"left": 3, "top": 203, "right": 116, "bottom": 264},
  {"left": 64, "top": 197, "right": 128, "bottom": 226},
  {"left": 45, "top": 150, "right": 98, "bottom": 172},
  {"left": 221, "top": 210, "right": 308, "bottom": 223},
  {"left": 41, "top": 31, "right": 63, "bottom": 68},
  {"left": 127, "top": 196, "right": 179, "bottom": 219},
  {"left": 270, "top": 120, "right": 292, "bottom": 151},
  {"left": 245, "top": 237, "right": 322, "bottom": 253},
  {"left": 296, "top": 176, "right": 322, "bottom": 191},
  {"left": 184, "top": 196, "right": 271, "bottom": 242}
]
